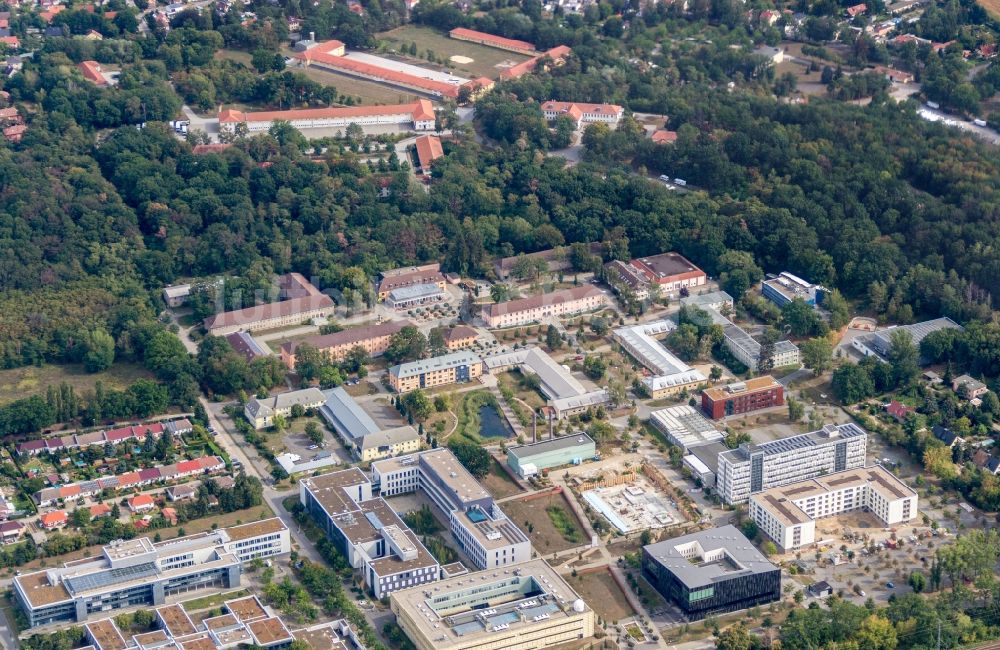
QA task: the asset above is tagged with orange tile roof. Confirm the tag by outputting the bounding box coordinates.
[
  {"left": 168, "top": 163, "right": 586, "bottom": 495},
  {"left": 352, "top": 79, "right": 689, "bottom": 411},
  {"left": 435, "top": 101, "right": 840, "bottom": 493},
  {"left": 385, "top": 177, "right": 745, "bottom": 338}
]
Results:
[
  {"left": 78, "top": 60, "right": 108, "bottom": 85},
  {"left": 218, "top": 101, "right": 434, "bottom": 125},
  {"left": 295, "top": 49, "right": 466, "bottom": 98},
  {"left": 414, "top": 134, "right": 444, "bottom": 171},
  {"left": 651, "top": 129, "right": 677, "bottom": 144},
  {"left": 500, "top": 45, "right": 571, "bottom": 79},
  {"left": 0, "top": 36, "right": 19, "bottom": 48},
  {"left": 128, "top": 494, "right": 155, "bottom": 508},
  {"left": 541, "top": 100, "right": 624, "bottom": 116},
  {"left": 40, "top": 511, "right": 67, "bottom": 527},
  {"left": 89, "top": 503, "right": 112, "bottom": 517},
  {"left": 449, "top": 27, "right": 535, "bottom": 53},
  {"left": 191, "top": 143, "right": 233, "bottom": 154}
]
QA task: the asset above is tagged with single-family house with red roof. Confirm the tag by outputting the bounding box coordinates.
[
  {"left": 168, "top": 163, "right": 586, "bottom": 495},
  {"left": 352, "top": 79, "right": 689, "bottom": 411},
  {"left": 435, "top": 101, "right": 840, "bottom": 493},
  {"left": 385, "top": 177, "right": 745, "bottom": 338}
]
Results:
[
  {"left": 39, "top": 511, "right": 67, "bottom": 529},
  {"left": 127, "top": 494, "right": 156, "bottom": 513}
]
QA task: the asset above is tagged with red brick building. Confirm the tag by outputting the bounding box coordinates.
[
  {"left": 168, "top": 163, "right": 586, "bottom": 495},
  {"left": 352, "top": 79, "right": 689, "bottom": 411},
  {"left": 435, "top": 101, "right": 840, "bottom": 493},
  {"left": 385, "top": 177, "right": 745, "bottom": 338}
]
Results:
[{"left": 701, "top": 376, "right": 784, "bottom": 419}]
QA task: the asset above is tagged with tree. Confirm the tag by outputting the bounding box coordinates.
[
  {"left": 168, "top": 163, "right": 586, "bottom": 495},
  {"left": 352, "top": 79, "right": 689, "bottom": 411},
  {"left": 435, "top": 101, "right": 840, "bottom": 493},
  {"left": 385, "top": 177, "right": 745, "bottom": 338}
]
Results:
[
  {"left": 709, "top": 366, "right": 723, "bottom": 382},
  {"left": 385, "top": 326, "right": 427, "bottom": 364},
  {"left": 82, "top": 328, "right": 116, "bottom": 373},
  {"left": 490, "top": 284, "right": 509, "bottom": 303},
  {"left": 546, "top": 325, "right": 561, "bottom": 350},
  {"left": 923, "top": 445, "right": 957, "bottom": 480},
  {"left": 448, "top": 441, "right": 490, "bottom": 478},
  {"left": 787, "top": 397, "right": 804, "bottom": 422},
  {"left": 740, "top": 520, "right": 759, "bottom": 541},
  {"left": 402, "top": 389, "right": 432, "bottom": 422},
  {"left": 668, "top": 324, "right": 702, "bottom": 361},
  {"left": 762, "top": 541, "right": 778, "bottom": 556},
  {"left": 428, "top": 327, "right": 447, "bottom": 356},
  {"left": 304, "top": 421, "right": 323, "bottom": 445},
  {"left": 800, "top": 337, "right": 833, "bottom": 375},
  {"left": 757, "top": 327, "right": 779, "bottom": 373},
  {"left": 832, "top": 364, "right": 875, "bottom": 404},
  {"left": 716, "top": 624, "right": 760, "bottom": 650},
  {"left": 717, "top": 251, "right": 763, "bottom": 299},
  {"left": 855, "top": 615, "right": 897, "bottom": 650},
  {"left": 583, "top": 355, "right": 607, "bottom": 380},
  {"left": 887, "top": 329, "right": 919, "bottom": 388},
  {"left": 590, "top": 317, "right": 609, "bottom": 337},
  {"left": 824, "top": 289, "right": 851, "bottom": 330},
  {"left": 908, "top": 570, "right": 926, "bottom": 593},
  {"left": 782, "top": 299, "right": 825, "bottom": 337}
]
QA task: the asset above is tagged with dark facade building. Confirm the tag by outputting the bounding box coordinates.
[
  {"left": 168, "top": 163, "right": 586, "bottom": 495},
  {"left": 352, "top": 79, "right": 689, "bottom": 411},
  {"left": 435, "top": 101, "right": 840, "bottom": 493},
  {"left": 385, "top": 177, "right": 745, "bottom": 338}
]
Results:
[
  {"left": 642, "top": 525, "right": 780, "bottom": 620},
  {"left": 701, "top": 377, "right": 784, "bottom": 420}
]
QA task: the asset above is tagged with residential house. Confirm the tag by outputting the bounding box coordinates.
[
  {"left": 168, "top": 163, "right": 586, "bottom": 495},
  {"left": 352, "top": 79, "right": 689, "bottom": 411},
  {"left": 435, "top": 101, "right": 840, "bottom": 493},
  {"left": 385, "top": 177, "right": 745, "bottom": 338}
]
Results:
[
  {"left": 441, "top": 325, "right": 478, "bottom": 351},
  {"left": 650, "top": 129, "right": 677, "bottom": 144},
  {"left": 39, "top": 511, "right": 67, "bottom": 529},
  {"left": 128, "top": 494, "right": 156, "bottom": 513},
  {"left": 89, "top": 503, "right": 112, "bottom": 519},
  {"left": 0, "top": 520, "right": 24, "bottom": 544},
  {"left": 885, "top": 400, "right": 915, "bottom": 422},
  {"left": 932, "top": 424, "right": 963, "bottom": 448},
  {"left": 953, "top": 374, "right": 988, "bottom": 400}
]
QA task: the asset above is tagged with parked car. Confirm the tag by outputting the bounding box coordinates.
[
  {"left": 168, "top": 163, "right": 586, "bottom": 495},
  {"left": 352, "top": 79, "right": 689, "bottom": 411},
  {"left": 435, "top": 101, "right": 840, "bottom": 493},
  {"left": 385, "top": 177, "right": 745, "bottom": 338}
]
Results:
[{"left": 886, "top": 582, "right": 895, "bottom": 589}]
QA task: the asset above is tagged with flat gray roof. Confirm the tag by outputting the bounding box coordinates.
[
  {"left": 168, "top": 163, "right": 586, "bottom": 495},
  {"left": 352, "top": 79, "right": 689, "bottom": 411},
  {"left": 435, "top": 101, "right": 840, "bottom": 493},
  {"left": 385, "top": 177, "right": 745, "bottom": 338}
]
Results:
[
  {"left": 319, "top": 387, "right": 380, "bottom": 440},
  {"left": 871, "top": 317, "right": 962, "bottom": 353},
  {"left": 720, "top": 423, "right": 866, "bottom": 464},
  {"left": 686, "top": 441, "right": 729, "bottom": 476},
  {"left": 390, "top": 351, "right": 480, "bottom": 380},
  {"left": 680, "top": 291, "right": 733, "bottom": 308},
  {"left": 508, "top": 433, "right": 595, "bottom": 460},
  {"left": 644, "top": 525, "right": 777, "bottom": 589}
]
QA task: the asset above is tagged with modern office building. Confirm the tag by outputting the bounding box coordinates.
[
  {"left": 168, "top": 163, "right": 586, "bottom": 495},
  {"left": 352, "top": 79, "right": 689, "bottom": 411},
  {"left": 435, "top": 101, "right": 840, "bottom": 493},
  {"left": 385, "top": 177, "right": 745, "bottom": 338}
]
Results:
[
  {"left": 279, "top": 320, "right": 410, "bottom": 368},
  {"left": 761, "top": 272, "right": 824, "bottom": 308},
  {"left": 716, "top": 423, "right": 868, "bottom": 505},
  {"left": 481, "top": 285, "right": 608, "bottom": 328},
  {"left": 701, "top": 377, "right": 785, "bottom": 420},
  {"left": 642, "top": 525, "right": 780, "bottom": 620},
  {"left": 373, "top": 449, "right": 532, "bottom": 571},
  {"left": 852, "top": 317, "right": 963, "bottom": 362},
  {"left": 387, "top": 282, "right": 448, "bottom": 309},
  {"left": 482, "top": 347, "right": 609, "bottom": 419},
  {"left": 712, "top": 308, "right": 799, "bottom": 372},
  {"left": 299, "top": 469, "right": 440, "bottom": 599},
  {"left": 750, "top": 466, "right": 918, "bottom": 550},
  {"left": 14, "top": 519, "right": 290, "bottom": 627},
  {"left": 650, "top": 405, "right": 723, "bottom": 451},
  {"left": 612, "top": 320, "right": 707, "bottom": 398},
  {"left": 391, "top": 559, "right": 595, "bottom": 650},
  {"left": 507, "top": 433, "right": 597, "bottom": 478},
  {"left": 244, "top": 387, "right": 326, "bottom": 429},
  {"left": 388, "top": 350, "right": 483, "bottom": 393}
]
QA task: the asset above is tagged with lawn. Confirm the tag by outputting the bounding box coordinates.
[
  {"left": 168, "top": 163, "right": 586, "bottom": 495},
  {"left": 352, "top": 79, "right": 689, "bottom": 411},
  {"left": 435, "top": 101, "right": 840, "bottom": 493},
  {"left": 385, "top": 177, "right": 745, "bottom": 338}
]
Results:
[
  {"left": 976, "top": 0, "right": 1000, "bottom": 18},
  {"left": 290, "top": 63, "right": 423, "bottom": 105},
  {"left": 502, "top": 493, "right": 588, "bottom": 553},
  {"left": 214, "top": 48, "right": 252, "bottom": 66},
  {"left": 568, "top": 570, "right": 636, "bottom": 623},
  {"left": 375, "top": 25, "right": 532, "bottom": 79},
  {"left": 182, "top": 588, "right": 251, "bottom": 612},
  {"left": 0, "top": 362, "right": 156, "bottom": 406},
  {"left": 480, "top": 458, "right": 524, "bottom": 499}
]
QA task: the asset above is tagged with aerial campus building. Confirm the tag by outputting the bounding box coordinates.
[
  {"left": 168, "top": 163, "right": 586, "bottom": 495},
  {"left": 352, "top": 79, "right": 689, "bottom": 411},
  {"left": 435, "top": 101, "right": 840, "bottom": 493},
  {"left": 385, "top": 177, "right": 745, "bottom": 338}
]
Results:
[
  {"left": 649, "top": 405, "right": 723, "bottom": 452},
  {"left": 373, "top": 449, "right": 531, "bottom": 571},
  {"left": 506, "top": 433, "right": 597, "bottom": 479},
  {"left": 391, "top": 559, "right": 595, "bottom": 650},
  {"left": 642, "top": 525, "right": 780, "bottom": 620},
  {"left": 279, "top": 320, "right": 410, "bottom": 368},
  {"left": 701, "top": 377, "right": 785, "bottom": 420},
  {"left": 750, "top": 465, "right": 918, "bottom": 551},
  {"left": 481, "top": 285, "right": 608, "bottom": 329},
  {"left": 388, "top": 350, "right": 483, "bottom": 393},
  {"left": 716, "top": 423, "right": 868, "bottom": 505},
  {"left": 220, "top": 97, "right": 438, "bottom": 133},
  {"left": 203, "top": 273, "right": 335, "bottom": 336},
  {"left": 612, "top": 320, "right": 707, "bottom": 398},
  {"left": 14, "top": 519, "right": 290, "bottom": 627},
  {"left": 852, "top": 317, "right": 963, "bottom": 363},
  {"left": 319, "top": 386, "right": 421, "bottom": 462},
  {"left": 299, "top": 468, "right": 441, "bottom": 600},
  {"left": 483, "top": 347, "right": 610, "bottom": 419},
  {"left": 244, "top": 387, "right": 326, "bottom": 429},
  {"left": 761, "top": 272, "right": 825, "bottom": 308},
  {"left": 604, "top": 252, "right": 707, "bottom": 301}
]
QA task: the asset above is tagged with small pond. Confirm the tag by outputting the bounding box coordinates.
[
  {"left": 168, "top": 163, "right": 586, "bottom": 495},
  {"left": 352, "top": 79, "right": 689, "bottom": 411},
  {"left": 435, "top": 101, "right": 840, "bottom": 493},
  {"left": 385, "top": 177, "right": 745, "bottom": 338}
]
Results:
[{"left": 478, "top": 404, "right": 513, "bottom": 439}]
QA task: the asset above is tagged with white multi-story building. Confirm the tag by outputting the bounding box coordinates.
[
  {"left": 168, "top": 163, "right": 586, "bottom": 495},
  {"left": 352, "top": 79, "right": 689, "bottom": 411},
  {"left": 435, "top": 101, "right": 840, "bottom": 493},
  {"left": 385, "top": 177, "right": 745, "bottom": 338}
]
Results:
[
  {"left": 716, "top": 423, "right": 868, "bottom": 505},
  {"left": 14, "top": 519, "right": 290, "bottom": 628},
  {"left": 540, "top": 101, "right": 624, "bottom": 128},
  {"left": 244, "top": 387, "right": 326, "bottom": 429},
  {"left": 612, "top": 320, "right": 707, "bottom": 398},
  {"left": 750, "top": 466, "right": 917, "bottom": 550},
  {"left": 372, "top": 449, "right": 532, "bottom": 570}
]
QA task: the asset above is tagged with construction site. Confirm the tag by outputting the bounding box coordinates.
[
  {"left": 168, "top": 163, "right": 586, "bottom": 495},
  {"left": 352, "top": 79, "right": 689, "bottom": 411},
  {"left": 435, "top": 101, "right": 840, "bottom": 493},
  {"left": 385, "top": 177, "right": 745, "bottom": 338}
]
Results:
[{"left": 580, "top": 474, "right": 685, "bottom": 535}]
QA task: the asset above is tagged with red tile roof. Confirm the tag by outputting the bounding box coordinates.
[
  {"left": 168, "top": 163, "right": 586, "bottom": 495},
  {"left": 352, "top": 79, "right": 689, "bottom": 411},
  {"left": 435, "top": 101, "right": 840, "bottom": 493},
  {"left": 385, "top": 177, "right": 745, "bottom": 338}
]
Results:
[
  {"left": 204, "top": 294, "right": 334, "bottom": 331},
  {"left": 0, "top": 36, "right": 19, "bottom": 49},
  {"left": 78, "top": 60, "right": 108, "bottom": 85},
  {"left": 651, "top": 129, "right": 677, "bottom": 144},
  {"left": 449, "top": 27, "right": 535, "bottom": 53},
  {"left": 500, "top": 45, "right": 571, "bottom": 79},
  {"left": 128, "top": 494, "right": 155, "bottom": 509},
  {"left": 294, "top": 48, "right": 468, "bottom": 98},
  {"left": 192, "top": 143, "right": 233, "bottom": 155},
  {"left": 414, "top": 134, "right": 444, "bottom": 171},
  {"left": 40, "top": 511, "right": 67, "bottom": 527},
  {"left": 89, "top": 503, "right": 112, "bottom": 517}
]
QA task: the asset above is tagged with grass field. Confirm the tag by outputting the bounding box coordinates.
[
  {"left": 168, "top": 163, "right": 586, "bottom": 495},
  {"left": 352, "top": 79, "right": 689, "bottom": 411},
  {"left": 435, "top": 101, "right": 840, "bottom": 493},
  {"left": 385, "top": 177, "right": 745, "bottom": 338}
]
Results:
[
  {"left": 502, "top": 493, "right": 588, "bottom": 553},
  {"left": 569, "top": 570, "right": 636, "bottom": 623},
  {"left": 0, "top": 362, "right": 156, "bottom": 406},
  {"left": 292, "top": 63, "right": 423, "bottom": 105},
  {"left": 376, "top": 25, "right": 531, "bottom": 79},
  {"left": 214, "top": 48, "right": 252, "bottom": 66},
  {"left": 481, "top": 458, "right": 525, "bottom": 499},
  {"left": 977, "top": 0, "right": 1000, "bottom": 18}
]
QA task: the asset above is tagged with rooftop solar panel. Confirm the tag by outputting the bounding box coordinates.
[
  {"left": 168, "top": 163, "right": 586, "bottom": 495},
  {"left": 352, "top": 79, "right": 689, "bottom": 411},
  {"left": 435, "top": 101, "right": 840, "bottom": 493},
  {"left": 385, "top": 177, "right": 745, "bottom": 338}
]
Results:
[{"left": 65, "top": 562, "right": 159, "bottom": 594}]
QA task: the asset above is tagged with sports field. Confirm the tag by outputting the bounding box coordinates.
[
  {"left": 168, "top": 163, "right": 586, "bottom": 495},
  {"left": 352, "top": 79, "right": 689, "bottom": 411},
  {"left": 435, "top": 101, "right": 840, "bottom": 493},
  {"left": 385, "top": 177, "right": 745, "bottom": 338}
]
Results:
[
  {"left": 292, "top": 63, "right": 423, "bottom": 105},
  {"left": 376, "top": 25, "right": 531, "bottom": 79}
]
